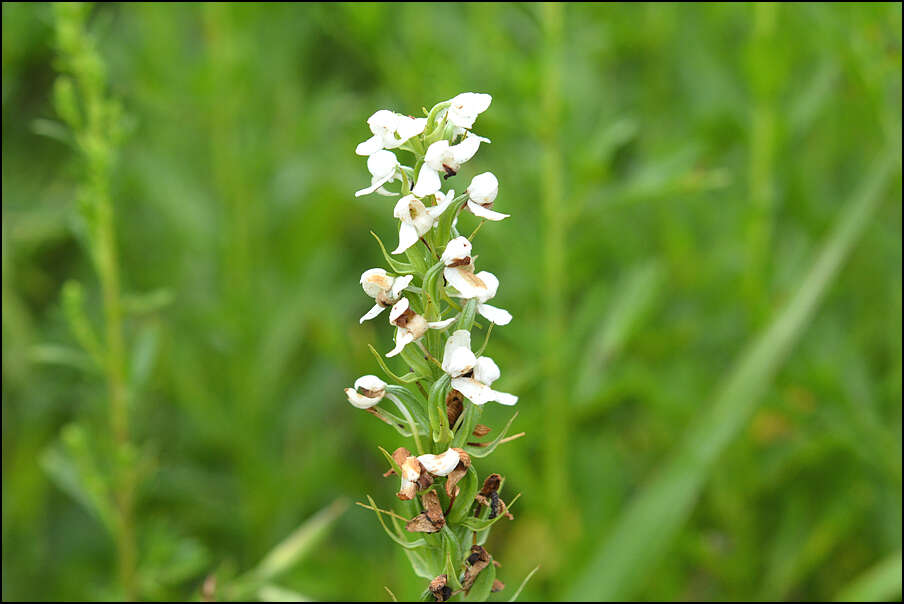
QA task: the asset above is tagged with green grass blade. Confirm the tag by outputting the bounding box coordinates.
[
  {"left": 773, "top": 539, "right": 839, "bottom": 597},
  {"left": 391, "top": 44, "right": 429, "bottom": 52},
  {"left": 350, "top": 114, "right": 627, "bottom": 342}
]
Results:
[
  {"left": 834, "top": 551, "right": 903, "bottom": 602},
  {"left": 568, "top": 153, "right": 897, "bottom": 601}
]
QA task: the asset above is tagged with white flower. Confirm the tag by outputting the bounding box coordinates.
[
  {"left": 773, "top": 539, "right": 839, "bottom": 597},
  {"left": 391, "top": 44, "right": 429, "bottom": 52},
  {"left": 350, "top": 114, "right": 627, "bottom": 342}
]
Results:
[
  {"left": 441, "top": 237, "right": 512, "bottom": 325},
  {"left": 441, "top": 330, "right": 517, "bottom": 406},
  {"left": 417, "top": 448, "right": 461, "bottom": 476},
  {"left": 465, "top": 172, "right": 508, "bottom": 221},
  {"left": 359, "top": 268, "right": 413, "bottom": 323},
  {"left": 344, "top": 374, "right": 387, "bottom": 409},
  {"left": 440, "top": 236, "right": 472, "bottom": 266},
  {"left": 412, "top": 134, "right": 489, "bottom": 197},
  {"left": 355, "top": 110, "right": 426, "bottom": 156},
  {"left": 446, "top": 93, "right": 492, "bottom": 130},
  {"left": 355, "top": 150, "right": 402, "bottom": 197},
  {"left": 392, "top": 191, "right": 456, "bottom": 254},
  {"left": 386, "top": 298, "right": 456, "bottom": 357}
]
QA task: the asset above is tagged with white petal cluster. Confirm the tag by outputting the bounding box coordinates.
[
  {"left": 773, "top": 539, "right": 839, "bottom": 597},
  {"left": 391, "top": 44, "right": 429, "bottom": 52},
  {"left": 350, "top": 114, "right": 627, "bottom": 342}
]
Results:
[
  {"left": 355, "top": 150, "right": 402, "bottom": 197},
  {"left": 392, "top": 190, "right": 456, "bottom": 254},
  {"left": 356, "top": 110, "right": 427, "bottom": 156},
  {"left": 441, "top": 236, "right": 512, "bottom": 326},
  {"left": 441, "top": 330, "right": 517, "bottom": 406},
  {"left": 386, "top": 297, "right": 455, "bottom": 358},
  {"left": 359, "top": 268, "right": 413, "bottom": 323},
  {"left": 413, "top": 134, "right": 489, "bottom": 197},
  {"left": 348, "top": 92, "right": 517, "bottom": 426}
]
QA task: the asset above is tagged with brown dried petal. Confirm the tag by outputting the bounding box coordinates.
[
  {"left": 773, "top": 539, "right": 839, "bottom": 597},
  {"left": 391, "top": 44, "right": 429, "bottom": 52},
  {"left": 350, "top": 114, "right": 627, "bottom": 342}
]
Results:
[
  {"left": 479, "top": 473, "right": 502, "bottom": 496},
  {"left": 471, "top": 424, "right": 492, "bottom": 438},
  {"left": 446, "top": 390, "right": 464, "bottom": 427},
  {"left": 384, "top": 446, "right": 413, "bottom": 477},
  {"left": 406, "top": 490, "right": 445, "bottom": 533},
  {"left": 475, "top": 474, "right": 513, "bottom": 520},
  {"left": 462, "top": 545, "right": 491, "bottom": 592},
  {"left": 444, "top": 448, "right": 472, "bottom": 498},
  {"left": 491, "top": 579, "right": 505, "bottom": 593},
  {"left": 429, "top": 575, "right": 452, "bottom": 602},
  {"left": 416, "top": 460, "right": 435, "bottom": 490}
]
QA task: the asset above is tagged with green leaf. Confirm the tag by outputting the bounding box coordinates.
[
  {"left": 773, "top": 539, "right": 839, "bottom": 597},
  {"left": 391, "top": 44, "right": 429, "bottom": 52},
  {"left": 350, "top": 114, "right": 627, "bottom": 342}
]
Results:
[
  {"left": 371, "top": 231, "right": 414, "bottom": 274},
  {"left": 460, "top": 493, "right": 520, "bottom": 532},
  {"left": 568, "top": 153, "right": 898, "bottom": 601},
  {"left": 40, "top": 423, "right": 114, "bottom": 533},
  {"left": 464, "top": 411, "right": 518, "bottom": 458},
  {"left": 465, "top": 557, "right": 496, "bottom": 602},
  {"left": 367, "top": 344, "right": 422, "bottom": 384},
  {"left": 454, "top": 299, "right": 478, "bottom": 333}
]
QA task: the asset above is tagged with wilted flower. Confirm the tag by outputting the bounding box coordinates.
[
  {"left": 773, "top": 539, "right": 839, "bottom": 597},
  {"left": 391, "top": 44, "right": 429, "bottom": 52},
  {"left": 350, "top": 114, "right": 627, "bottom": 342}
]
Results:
[
  {"left": 386, "top": 298, "right": 455, "bottom": 357},
  {"left": 356, "top": 109, "right": 426, "bottom": 156},
  {"left": 441, "top": 330, "right": 518, "bottom": 406},
  {"left": 392, "top": 190, "right": 456, "bottom": 254},
  {"left": 355, "top": 150, "right": 402, "bottom": 197},
  {"left": 465, "top": 172, "right": 509, "bottom": 221},
  {"left": 412, "top": 134, "right": 488, "bottom": 197},
  {"left": 344, "top": 375, "right": 387, "bottom": 409},
  {"left": 359, "top": 268, "right": 413, "bottom": 323},
  {"left": 441, "top": 237, "right": 512, "bottom": 325}
]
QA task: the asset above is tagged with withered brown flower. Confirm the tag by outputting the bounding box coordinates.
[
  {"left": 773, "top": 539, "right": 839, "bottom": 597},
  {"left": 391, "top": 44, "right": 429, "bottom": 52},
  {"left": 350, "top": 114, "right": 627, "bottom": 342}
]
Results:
[
  {"left": 405, "top": 490, "right": 446, "bottom": 533},
  {"left": 428, "top": 574, "right": 452, "bottom": 602}
]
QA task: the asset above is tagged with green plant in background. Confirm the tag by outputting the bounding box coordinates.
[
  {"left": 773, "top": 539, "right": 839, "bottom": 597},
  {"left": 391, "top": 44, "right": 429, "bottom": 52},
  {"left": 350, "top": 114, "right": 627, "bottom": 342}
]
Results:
[
  {"left": 346, "top": 94, "right": 536, "bottom": 601},
  {"left": 45, "top": 3, "right": 140, "bottom": 598}
]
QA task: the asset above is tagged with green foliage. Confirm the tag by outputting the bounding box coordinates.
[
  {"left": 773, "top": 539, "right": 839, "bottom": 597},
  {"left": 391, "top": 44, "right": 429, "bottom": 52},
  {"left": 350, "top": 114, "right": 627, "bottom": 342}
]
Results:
[{"left": 2, "top": 2, "right": 901, "bottom": 601}]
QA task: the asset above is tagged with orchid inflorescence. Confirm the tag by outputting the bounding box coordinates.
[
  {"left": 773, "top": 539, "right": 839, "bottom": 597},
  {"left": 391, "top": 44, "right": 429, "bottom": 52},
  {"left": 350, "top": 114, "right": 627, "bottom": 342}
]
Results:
[{"left": 346, "top": 93, "right": 524, "bottom": 601}]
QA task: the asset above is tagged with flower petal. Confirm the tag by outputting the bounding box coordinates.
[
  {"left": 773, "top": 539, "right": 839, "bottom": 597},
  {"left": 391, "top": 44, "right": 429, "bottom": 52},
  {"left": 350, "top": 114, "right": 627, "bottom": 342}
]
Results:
[
  {"left": 361, "top": 268, "right": 392, "bottom": 298},
  {"left": 389, "top": 274, "right": 414, "bottom": 298},
  {"left": 426, "top": 189, "right": 456, "bottom": 221},
  {"left": 451, "top": 377, "right": 518, "bottom": 406},
  {"left": 345, "top": 388, "right": 381, "bottom": 409},
  {"left": 417, "top": 448, "right": 461, "bottom": 476},
  {"left": 472, "top": 357, "right": 501, "bottom": 386},
  {"left": 386, "top": 328, "right": 415, "bottom": 357},
  {"left": 444, "top": 266, "right": 491, "bottom": 299},
  {"left": 450, "top": 377, "right": 495, "bottom": 405},
  {"left": 450, "top": 133, "right": 487, "bottom": 165},
  {"left": 355, "top": 170, "right": 396, "bottom": 197},
  {"left": 441, "top": 236, "right": 472, "bottom": 266},
  {"left": 467, "top": 172, "right": 498, "bottom": 205},
  {"left": 359, "top": 303, "right": 386, "bottom": 323},
  {"left": 427, "top": 317, "right": 456, "bottom": 330},
  {"left": 477, "top": 302, "right": 512, "bottom": 325},
  {"left": 396, "top": 116, "right": 427, "bottom": 142},
  {"left": 393, "top": 222, "right": 420, "bottom": 255},
  {"left": 413, "top": 164, "right": 441, "bottom": 197},
  {"left": 467, "top": 199, "right": 509, "bottom": 221},
  {"left": 442, "top": 329, "right": 477, "bottom": 377},
  {"left": 355, "top": 135, "right": 383, "bottom": 156}
]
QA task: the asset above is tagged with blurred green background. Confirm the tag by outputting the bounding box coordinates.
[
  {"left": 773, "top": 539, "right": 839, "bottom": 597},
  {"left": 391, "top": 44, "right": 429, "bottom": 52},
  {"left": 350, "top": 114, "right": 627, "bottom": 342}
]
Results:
[{"left": 2, "top": 2, "right": 902, "bottom": 601}]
